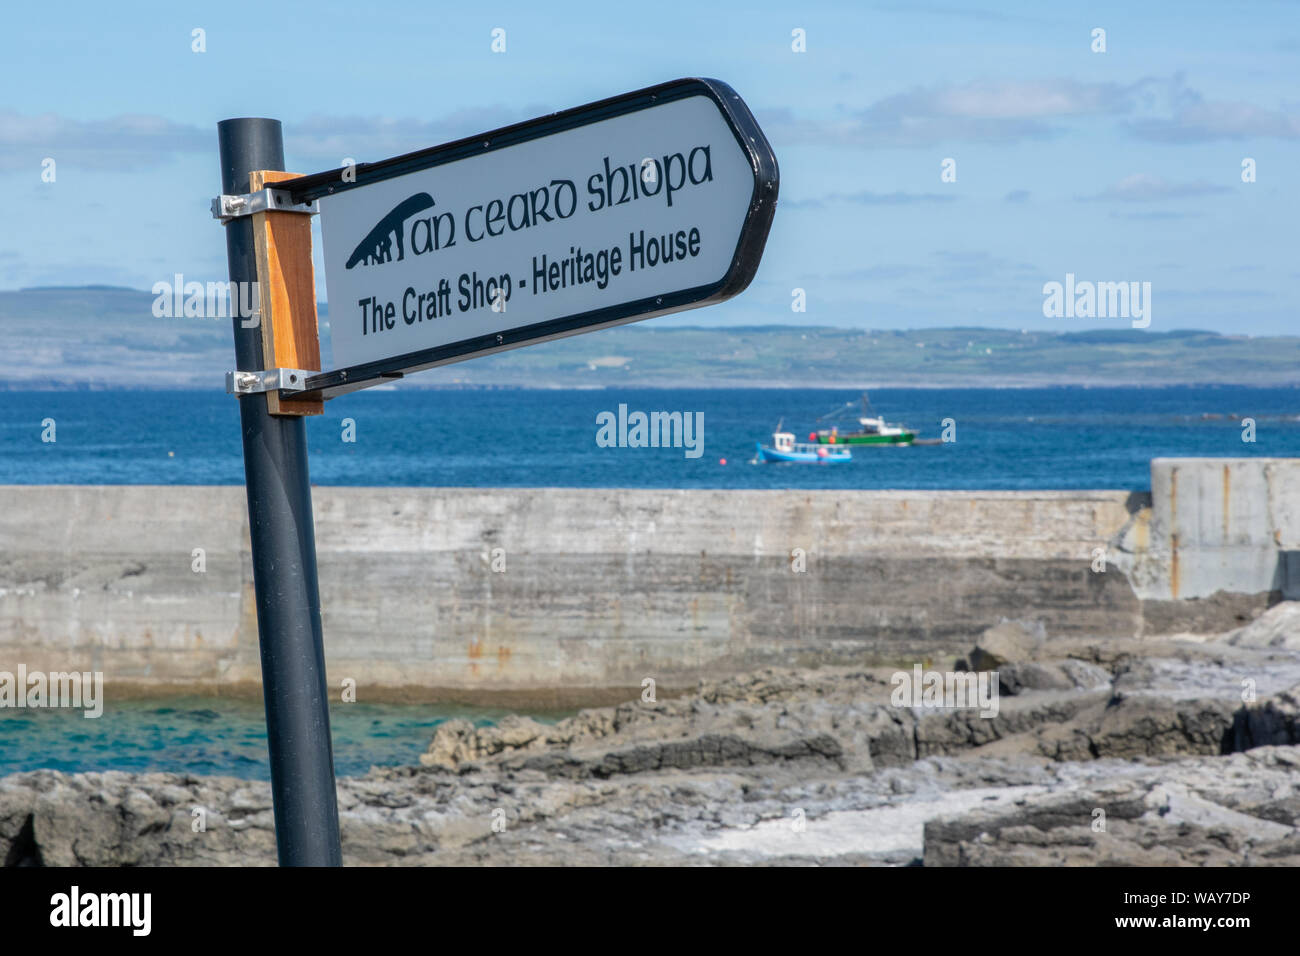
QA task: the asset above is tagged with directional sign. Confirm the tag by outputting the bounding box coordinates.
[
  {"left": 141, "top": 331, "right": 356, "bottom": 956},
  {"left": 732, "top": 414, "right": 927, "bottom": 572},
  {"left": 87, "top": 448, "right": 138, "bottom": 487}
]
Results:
[{"left": 275, "top": 78, "right": 778, "bottom": 398}]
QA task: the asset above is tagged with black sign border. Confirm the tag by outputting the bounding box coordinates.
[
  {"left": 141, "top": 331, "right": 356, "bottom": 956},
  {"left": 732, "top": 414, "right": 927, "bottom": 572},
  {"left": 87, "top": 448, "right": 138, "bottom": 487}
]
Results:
[{"left": 278, "top": 77, "right": 778, "bottom": 399}]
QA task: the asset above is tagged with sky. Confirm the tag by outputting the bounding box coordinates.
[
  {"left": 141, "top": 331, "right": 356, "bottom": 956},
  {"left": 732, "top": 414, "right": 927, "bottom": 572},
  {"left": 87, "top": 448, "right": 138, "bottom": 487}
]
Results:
[{"left": 1, "top": 0, "right": 1297, "bottom": 334}]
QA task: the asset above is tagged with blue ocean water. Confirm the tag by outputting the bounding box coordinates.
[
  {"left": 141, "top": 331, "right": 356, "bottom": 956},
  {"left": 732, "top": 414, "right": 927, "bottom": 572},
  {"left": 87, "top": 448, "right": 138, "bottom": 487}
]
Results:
[
  {"left": 2, "top": 385, "right": 1297, "bottom": 777},
  {"left": 0, "top": 697, "right": 555, "bottom": 780},
  {"left": 0, "top": 386, "right": 1297, "bottom": 490}
]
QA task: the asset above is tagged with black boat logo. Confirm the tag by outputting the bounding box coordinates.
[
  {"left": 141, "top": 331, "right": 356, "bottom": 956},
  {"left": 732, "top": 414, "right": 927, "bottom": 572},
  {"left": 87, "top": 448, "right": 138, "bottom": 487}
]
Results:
[{"left": 345, "top": 192, "right": 436, "bottom": 269}]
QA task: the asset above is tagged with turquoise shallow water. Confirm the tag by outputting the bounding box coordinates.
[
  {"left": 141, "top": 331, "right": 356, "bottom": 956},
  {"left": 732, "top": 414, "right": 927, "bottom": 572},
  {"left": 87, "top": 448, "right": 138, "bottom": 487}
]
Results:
[{"left": 0, "top": 697, "right": 555, "bottom": 780}]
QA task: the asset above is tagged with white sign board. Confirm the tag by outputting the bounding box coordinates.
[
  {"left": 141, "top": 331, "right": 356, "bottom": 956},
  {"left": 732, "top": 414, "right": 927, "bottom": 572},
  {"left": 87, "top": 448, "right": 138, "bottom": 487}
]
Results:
[{"left": 293, "top": 79, "right": 777, "bottom": 394}]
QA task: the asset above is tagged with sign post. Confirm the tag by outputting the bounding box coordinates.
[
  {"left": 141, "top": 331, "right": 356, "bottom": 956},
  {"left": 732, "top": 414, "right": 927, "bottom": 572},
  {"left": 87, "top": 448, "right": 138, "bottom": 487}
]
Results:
[
  {"left": 216, "top": 118, "right": 341, "bottom": 866},
  {"left": 212, "top": 78, "right": 776, "bottom": 865}
]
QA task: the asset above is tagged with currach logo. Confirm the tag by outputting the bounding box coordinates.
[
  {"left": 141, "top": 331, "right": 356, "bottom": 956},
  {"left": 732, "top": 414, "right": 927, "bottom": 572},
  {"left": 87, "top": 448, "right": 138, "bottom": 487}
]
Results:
[{"left": 345, "top": 192, "right": 437, "bottom": 269}]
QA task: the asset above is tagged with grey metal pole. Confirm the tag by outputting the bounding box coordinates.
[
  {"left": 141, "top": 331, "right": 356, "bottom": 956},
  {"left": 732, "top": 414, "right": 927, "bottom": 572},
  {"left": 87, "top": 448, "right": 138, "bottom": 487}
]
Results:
[{"left": 217, "top": 117, "right": 342, "bottom": 866}]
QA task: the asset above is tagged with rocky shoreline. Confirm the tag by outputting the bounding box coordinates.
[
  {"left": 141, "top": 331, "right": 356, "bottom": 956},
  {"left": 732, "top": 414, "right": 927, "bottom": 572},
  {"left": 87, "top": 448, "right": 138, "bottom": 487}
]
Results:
[{"left": 5, "top": 605, "right": 1300, "bottom": 866}]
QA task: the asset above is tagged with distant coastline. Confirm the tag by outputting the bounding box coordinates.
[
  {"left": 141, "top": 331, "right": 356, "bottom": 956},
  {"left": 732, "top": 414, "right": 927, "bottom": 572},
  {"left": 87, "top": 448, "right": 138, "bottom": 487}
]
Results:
[{"left": 4, "top": 285, "right": 1300, "bottom": 390}]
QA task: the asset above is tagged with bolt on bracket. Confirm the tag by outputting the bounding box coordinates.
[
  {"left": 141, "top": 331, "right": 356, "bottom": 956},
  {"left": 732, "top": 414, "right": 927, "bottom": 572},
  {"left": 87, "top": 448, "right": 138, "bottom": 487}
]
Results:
[
  {"left": 211, "top": 188, "right": 318, "bottom": 224},
  {"left": 226, "top": 368, "right": 312, "bottom": 395}
]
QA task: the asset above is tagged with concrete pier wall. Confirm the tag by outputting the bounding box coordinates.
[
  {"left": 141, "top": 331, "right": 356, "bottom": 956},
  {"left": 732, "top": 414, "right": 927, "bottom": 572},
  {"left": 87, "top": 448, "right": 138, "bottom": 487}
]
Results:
[
  {"left": 1, "top": 459, "right": 1295, "bottom": 698},
  {"left": 1114, "top": 458, "right": 1300, "bottom": 603}
]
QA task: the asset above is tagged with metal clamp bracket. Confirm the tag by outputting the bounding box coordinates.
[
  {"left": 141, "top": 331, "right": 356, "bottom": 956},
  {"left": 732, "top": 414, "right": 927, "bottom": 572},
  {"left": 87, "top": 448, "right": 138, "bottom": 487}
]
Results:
[
  {"left": 211, "top": 188, "right": 318, "bottom": 223},
  {"left": 226, "top": 368, "right": 312, "bottom": 395}
]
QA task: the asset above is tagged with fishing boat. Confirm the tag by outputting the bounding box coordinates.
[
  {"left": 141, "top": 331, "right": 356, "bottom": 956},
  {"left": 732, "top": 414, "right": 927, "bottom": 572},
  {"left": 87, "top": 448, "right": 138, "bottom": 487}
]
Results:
[
  {"left": 811, "top": 393, "right": 916, "bottom": 446},
  {"left": 755, "top": 430, "right": 852, "bottom": 463}
]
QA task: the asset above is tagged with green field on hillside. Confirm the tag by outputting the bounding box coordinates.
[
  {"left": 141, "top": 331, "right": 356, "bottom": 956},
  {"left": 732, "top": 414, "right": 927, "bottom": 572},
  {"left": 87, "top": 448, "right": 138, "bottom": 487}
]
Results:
[{"left": 3, "top": 286, "right": 1297, "bottom": 389}]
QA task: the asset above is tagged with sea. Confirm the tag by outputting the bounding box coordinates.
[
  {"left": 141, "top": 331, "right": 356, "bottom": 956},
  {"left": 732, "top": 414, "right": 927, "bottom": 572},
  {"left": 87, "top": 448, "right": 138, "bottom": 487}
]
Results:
[
  {"left": 2, "top": 385, "right": 1298, "bottom": 490},
  {"left": 2, "top": 384, "right": 1298, "bottom": 778}
]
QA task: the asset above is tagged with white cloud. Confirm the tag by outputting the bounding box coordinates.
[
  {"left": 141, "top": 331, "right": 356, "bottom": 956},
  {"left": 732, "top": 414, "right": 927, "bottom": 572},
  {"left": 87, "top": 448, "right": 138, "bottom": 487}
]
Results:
[
  {"left": 762, "top": 77, "right": 1152, "bottom": 148},
  {"left": 0, "top": 110, "right": 208, "bottom": 170},
  {"left": 0, "top": 105, "right": 553, "bottom": 172},
  {"left": 285, "top": 106, "right": 549, "bottom": 167},
  {"left": 784, "top": 190, "right": 958, "bottom": 208},
  {"left": 1126, "top": 98, "right": 1300, "bottom": 142},
  {"left": 1084, "top": 173, "right": 1229, "bottom": 202}
]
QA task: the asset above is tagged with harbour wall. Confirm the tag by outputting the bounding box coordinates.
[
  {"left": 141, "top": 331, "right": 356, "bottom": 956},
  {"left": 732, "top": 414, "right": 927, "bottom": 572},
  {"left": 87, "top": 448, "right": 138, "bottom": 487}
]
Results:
[{"left": 1, "top": 457, "right": 1296, "bottom": 701}]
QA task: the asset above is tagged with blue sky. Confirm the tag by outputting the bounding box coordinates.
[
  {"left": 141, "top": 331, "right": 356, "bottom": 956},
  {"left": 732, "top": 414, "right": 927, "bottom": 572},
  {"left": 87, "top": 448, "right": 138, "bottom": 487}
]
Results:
[{"left": 1, "top": 0, "right": 1297, "bottom": 333}]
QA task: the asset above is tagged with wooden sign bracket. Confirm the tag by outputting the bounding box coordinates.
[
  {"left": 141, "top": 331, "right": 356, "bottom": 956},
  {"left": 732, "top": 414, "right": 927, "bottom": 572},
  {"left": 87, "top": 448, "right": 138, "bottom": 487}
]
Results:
[{"left": 247, "top": 169, "right": 323, "bottom": 416}]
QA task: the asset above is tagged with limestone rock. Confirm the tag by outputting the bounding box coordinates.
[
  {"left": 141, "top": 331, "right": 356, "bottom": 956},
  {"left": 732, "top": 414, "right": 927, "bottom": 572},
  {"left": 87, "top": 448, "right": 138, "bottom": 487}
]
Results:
[
  {"left": 1231, "top": 683, "right": 1300, "bottom": 750},
  {"left": 420, "top": 715, "right": 551, "bottom": 768},
  {"left": 923, "top": 748, "right": 1300, "bottom": 866},
  {"left": 1089, "top": 694, "right": 1236, "bottom": 758},
  {"left": 1221, "top": 601, "right": 1300, "bottom": 651},
  {"left": 998, "top": 659, "right": 1111, "bottom": 695},
  {"left": 419, "top": 719, "right": 477, "bottom": 769},
  {"left": 8, "top": 647, "right": 1300, "bottom": 867},
  {"left": 970, "top": 620, "right": 1045, "bottom": 671}
]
